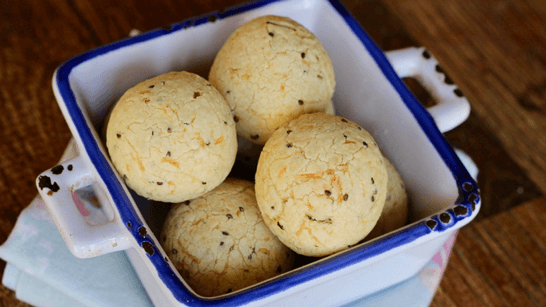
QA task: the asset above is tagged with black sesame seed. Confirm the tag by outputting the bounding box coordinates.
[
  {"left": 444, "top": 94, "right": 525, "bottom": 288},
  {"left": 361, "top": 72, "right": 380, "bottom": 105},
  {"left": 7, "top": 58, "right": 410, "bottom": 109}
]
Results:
[
  {"left": 269, "top": 32, "right": 274, "bottom": 37},
  {"left": 271, "top": 206, "right": 275, "bottom": 210},
  {"left": 226, "top": 214, "right": 233, "bottom": 219},
  {"left": 277, "top": 222, "right": 284, "bottom": 230},
  {"left": 286, "top": 143, "right": 292, "bottom": 148},
  {"left": 371, "top": 177, "right": 375, "bottom": 184},
  {"left": 193, "top": 92, "right": 201, "bottom": 99},
  {"left": 166, "top": 151, "right": 171, "bottom": 157},
  {"left": 222, "top": 231, "right": 229, "bottom": 236},
  {"left": 202, "top": 182, "right": 207, "bottom": 185},
  {"left": 184, "top": 200, "right": 190, "bottom": 206},
  {"left": 317, "top": 75, "right": 323, "bottom": 79},
  {"left": 226, "top": 90, "right": 231, "bottom": 94},
  {"left": 233, "top": 116, "right": 239, "bottom": 122},
  {"left": 343, "top": 194, "right": 349, "bottom": 201},
  {"left": 341, "top": 119, "right": 348, "bottom": 123},
  {"left": 149, "top": 85, "right": 155, "bottom": 88},
  {"left": 127, "top": 222, "right": 132, "bottom": 228},
  {"left": 116, "top": 133, "right": 121, "bottom": 138},
  {"left": 371, "top": 196, "right": 375, "bottom": 202},
  {"left": 167, "top": 127, "right": 172, "bottom": 133},
  {"left": 157, "top": 182, "right": 163, "bottom": 185},
  {"left": 343, "top": 134, "right": 347, "bottom": 139},
  {"left": 325, "top": 190, "right": 332, "bottom": 196},
  {"left": 239, "top": 207, "right": 244, "bottom": 212},
  {"left": 287, "top": 130, "right": 292, "bottom": 134},
  {"left": 363, "top": 141, "right": 368, "bottom": 148},
  {"left": 220, "top": 241, "right": 224, "bottom": 246},
  {"left": 224, "top": 121, "right": 228, "bottom": 125},
  {"left": 67, "top": 164, "right": 73, "bottom": 171},
  {"left": 301, "top": 52, "right": 305, "bottom": 59}
]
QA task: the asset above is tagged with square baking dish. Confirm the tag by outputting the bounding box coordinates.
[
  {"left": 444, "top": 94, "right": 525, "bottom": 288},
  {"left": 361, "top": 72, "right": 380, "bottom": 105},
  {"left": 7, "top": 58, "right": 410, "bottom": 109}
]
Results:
[{"left": 36, "top": 0, "right": 481, "bottom": 305}]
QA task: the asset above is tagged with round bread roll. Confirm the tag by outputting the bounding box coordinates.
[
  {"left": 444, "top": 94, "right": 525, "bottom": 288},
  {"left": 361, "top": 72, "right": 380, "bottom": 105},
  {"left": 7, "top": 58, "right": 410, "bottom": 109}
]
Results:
[
  {"left": 106, "top": 71, "right": 237, "bottom": 203},
  {"left": 209, "top": 15, "right": 336, "bottom": 145},
  {"left": 161, "top": 179, "right": 295, "bottom": 297},
  {"left": 255, "top": 113, "right": 387, "bottom": 257},
  {"left": 366, "top": 157, "right": 408, "bottom": 240}
]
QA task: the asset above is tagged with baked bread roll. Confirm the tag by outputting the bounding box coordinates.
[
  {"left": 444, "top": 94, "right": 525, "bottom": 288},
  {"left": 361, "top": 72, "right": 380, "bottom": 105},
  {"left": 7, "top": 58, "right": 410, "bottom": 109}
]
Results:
[
  {"left": 366, "top": 157, "right": 408, "bottom": 240},
  {"left": 106, "top": 71, "right": 237, "bottom": 202},
  {"left": 255, "top": 113, "right": 387, "bottom": 257},
  {"left": 161, "top": 179, "right": 295, "bottom": 296},
  {"left": 209, "top": 15, "right": 335, "bottom": 145}
]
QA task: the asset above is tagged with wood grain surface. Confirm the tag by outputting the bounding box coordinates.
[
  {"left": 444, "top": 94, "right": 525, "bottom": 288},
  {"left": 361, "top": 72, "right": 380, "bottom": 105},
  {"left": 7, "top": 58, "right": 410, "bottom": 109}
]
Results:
[{"left": 1, "top": 0, "right": 545, "bottom": 306}]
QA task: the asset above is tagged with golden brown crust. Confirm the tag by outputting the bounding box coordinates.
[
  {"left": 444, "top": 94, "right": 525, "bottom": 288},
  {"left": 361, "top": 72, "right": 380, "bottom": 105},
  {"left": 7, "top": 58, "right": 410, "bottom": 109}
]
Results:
[
  {"left": 106, "top": 71, "right": 237, "bottom": 202},
  {"left": 366, "top": 157, "right": 409, "bottom": 240},
  {"left": 160, "top": 179, "right": 295, "bottom": 297},
  {"left": 209, "top": 15, "right": 335, "bottom": 145},
  {"left": 255, "top": 113, "right": 387, "bottom": 257}
]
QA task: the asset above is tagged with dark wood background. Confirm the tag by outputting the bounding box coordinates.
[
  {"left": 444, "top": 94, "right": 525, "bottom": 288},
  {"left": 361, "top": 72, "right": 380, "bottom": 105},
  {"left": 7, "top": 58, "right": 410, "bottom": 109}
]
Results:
[{"left": 1, "top": 0, "right": 545, "bottom": 306}]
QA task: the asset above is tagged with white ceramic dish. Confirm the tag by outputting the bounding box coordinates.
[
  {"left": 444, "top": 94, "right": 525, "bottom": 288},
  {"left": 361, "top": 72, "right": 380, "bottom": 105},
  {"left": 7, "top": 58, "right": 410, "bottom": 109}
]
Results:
[{"left": 36, "top": 0, "right": 481, "bottom": 306}]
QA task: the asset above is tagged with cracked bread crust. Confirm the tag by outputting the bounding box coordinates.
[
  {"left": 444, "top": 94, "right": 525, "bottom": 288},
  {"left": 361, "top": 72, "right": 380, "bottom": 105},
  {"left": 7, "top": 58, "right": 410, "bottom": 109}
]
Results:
[
  {"left": 160, "top": 179, "right": 295, "bottom": 297},
  {"left": 366, "top": 157, "right": 408, "bottom": 240},
  {"left": 209, "top": 15, "right": 335, "bottom": 145},
  {"left": 106, "top": 71, "right": 237, "bottom": 203},
  {"left": 255, "top": 113, "right": 387, "bottom": 257}
]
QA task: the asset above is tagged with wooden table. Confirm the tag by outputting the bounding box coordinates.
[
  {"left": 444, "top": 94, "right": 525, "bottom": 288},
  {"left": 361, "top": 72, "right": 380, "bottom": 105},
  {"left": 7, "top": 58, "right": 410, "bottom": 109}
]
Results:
[{"left": 1, "top": 0, "right": 545, "bottom": 305}]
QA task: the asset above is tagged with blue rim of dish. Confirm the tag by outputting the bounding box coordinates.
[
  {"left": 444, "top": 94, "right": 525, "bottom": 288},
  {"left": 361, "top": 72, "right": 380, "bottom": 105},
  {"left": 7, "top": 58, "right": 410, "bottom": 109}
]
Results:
[{"left": 54, "top": 0, "right": 481, "bottom": 305}]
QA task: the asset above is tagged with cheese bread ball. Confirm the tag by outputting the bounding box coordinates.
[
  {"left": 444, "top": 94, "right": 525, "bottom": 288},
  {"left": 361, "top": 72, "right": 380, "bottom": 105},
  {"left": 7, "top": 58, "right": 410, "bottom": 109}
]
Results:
[
  {"left": 161, "top": 179, "right": 295, "bottom": 297},
  {"left": 255, "top": 113, "right": 387, "bottom": 257},
  {"left": 366, "top": 157, "right": 408, "bottom": 240},
  {"left": 209, "top": 15, "right": 336, "bottom": 145},
  {"left": 106, "top": 71, "right": 237, "bottom": 202}
]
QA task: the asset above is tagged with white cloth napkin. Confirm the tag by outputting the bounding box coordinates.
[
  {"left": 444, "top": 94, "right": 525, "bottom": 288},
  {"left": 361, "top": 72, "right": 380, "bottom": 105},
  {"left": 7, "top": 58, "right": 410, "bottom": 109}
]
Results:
[
  {"left": 0, "top": 137, "right": 477, "bottom": 307},
  {"left": 0, "top": 196, "right": 153, "bottom": 307}
]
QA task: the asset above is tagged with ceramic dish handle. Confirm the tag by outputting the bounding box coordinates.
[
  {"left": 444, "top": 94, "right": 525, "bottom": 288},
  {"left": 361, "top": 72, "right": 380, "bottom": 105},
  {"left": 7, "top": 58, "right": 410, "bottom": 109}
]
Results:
[
  {"left": 36, "top": 155, "right": 131, "bottom": 258},
  {"left": 385, "top": 46, "right": 471, "bottom": 133}
]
